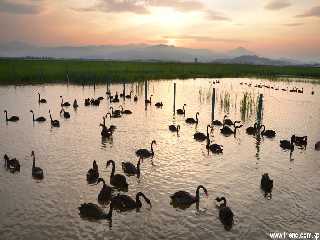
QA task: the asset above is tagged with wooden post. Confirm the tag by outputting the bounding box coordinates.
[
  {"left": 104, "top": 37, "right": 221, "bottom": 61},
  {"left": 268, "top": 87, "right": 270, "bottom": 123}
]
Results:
[
  {"left": 123, "top": 83, "right": 126, "bottom": 100},
  {"left": 256, "top": 94, "right": 263, "bottom": 127},
  {"left": 145, "top": 80, "right": 148, "bottom": 110},
  {"left": 173, "top": 83, "right": 176, "bottom": 114},
  {"left": 145, "top": 80, "right": 148, "bottom": 101},
  {"left": 211, "top": 87, "right": 215, "bottom": 122}
]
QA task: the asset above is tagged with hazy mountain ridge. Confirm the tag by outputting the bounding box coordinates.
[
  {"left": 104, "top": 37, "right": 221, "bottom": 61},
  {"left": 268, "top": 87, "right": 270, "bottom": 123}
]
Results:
[{"left": 0, "top": 42, "right": 317, "bottom": 66}]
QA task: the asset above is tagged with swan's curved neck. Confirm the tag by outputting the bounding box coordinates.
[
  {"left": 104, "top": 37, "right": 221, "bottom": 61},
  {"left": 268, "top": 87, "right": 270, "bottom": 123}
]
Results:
[
  {"left": 110, "top": 161, "right": 115, "bottom": 178},
  {"left": 196, "top": 186, "right": 202, "bottom": 202},
  {"left": 137, "top": 160, "right": 141, "bottom": 177},
  {"left": 32, "top": 155, "right": 35, "bottom": 169},
  {"left": 4, "top": 111, "right": 8, "bottom": 121},
  {"left": 151, "top": 142, "right": 154, "bottom": 154},
  {"left": 261, "top": 125, "right": 265, "bottom": 134},
  {"left": 195, "top": 113, "right": 199, "bottom": 122},
  {"left": 38, "top": 94, "right": 40, "bottom": 101},
  {"left": 49, "top": 113, "right": 53, "bottom": 121},
  {"left": 106, "top": 203, "right": 113, "bottom": 219},
  {"left": 136, "top": 192, "right": 148, "bottom": 208},
  {"left": 32, "top": 112, "right": 35, "bottom": 121}
]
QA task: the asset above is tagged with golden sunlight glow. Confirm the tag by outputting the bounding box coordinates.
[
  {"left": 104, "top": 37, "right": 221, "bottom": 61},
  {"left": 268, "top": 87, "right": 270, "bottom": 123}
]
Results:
[
  {"left": 167, "top": 38, "right": 177, "bottom": 46},
  {"left": 136, "top": 7, "right": 192, "bottom": 28}
]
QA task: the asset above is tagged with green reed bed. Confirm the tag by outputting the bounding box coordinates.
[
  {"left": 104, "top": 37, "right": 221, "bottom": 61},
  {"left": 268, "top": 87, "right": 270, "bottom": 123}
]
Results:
[{"left": 0, "top": 58, "right": 319, "bottom": 85}]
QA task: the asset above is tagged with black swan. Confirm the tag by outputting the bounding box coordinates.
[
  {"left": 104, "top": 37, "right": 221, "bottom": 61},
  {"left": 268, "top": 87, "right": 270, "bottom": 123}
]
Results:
[
  {"left": 315, "top": 141, "right": 320, "bottom": 151},
  {"left": 246, "top": 123, "right": 258, "bottom": 135},
  {"left": 95, "top": 178, "right": 113, "bottom": 204},
  {"left": 79, "top": 202, "right": 113, "bottom": 220},
  {"left": 216, "top": 197, "right": 234, "bottom": 229},
  {"left": 293, "top": 135, "right": 307, "bottom": 146},
  {"left": 220, "top": 121, "right": 243, "bottom": 136},
  {"left": 176, "top": 104, "right": 186, "bottom": 115},
  {"left": 60, "top": 108, "right": 70, "bottom": 119},
  {"left": 84, "top": 98, "right": 90, "bottom": 106},
  {"left": 223, "top": 115, "right": 234, "bottom": 126},
  {"left": 122, "top": 157, "right": 142, "bottom": 178},
  {"left": 125, "top": 91, "right": 132, "bottom": 99},
  {"left": 136, "top": 140, "right": 156, "bottom": 158},
  {"left": 49, "top": 110, "right": 60, "bottom": 127},
  {"left": 170, "top": 185, "right": 208, "bottom": 207},
  {"left": 194, "top": 124, "right": 211, "bottom": 141},
  {"left": 104, "top": 114, "right": 116, "bottom": 132},
  {"left": 4, "top": 110, "right": 19, "bottom": 122},
  {"left": 260, "top": 173, "right": 273, "bottom": 196},
  {"left": 206, "top": 138, "right": 223, "bottom": 154},
  {"left": 38, "top": 93, "right": 47, "bottom": 104},
  {"left": 212, "top": 119, "right": 223, "bottom": 126},
  {"left": 155, "top": 102, "right": 163, "bottom": 108},
  {"left": 60, "top": 96, "right": 70, "bottom": 107},
  {"left": 145, "top": 95, "right": 153, "bottom": 104},
  {"left": 109, "top": 107, "right": 121, "bottom": 118},
  {"left": 120, "top": 106, "right": 132, "bottom": 114},
  {"left": 169, "top": 125, "right": 180, "bottom": 133},
  {"left": 112, "top": 192, "right": 151, "bottom": 212},
  {"left": 31, "top": 151, "right": 44, "bottom": 179},
  {"left": 280, "top": 135, "right": 295, "bottom": 151},
  {"left": 73, "top": 99, "right": 79, "bottom": 109},
  {"left": 260, "top": 125, "right": 276, "bottom": 138},
  {"left": 30, "top": 110, "right": 46, "bottom": 122},
  {"left": 87, "top": 160, "right": 99, "bottom": 183},
  {"left": 100, "top": 124, "right": 112, "bottom": 138},
  {"left": 186, "top": 112, "right": 199, "bottom": 124},
  {"left": 106, "top": 160, "right": 128, "bottom": 190},
  {"left": 3, "top": 154, "right": 20, "bottom": 172}
]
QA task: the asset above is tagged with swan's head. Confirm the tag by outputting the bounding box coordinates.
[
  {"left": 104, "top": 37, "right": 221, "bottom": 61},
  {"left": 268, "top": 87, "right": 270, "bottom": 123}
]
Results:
[
  {"left": 203, "top": 188, "right": 208, "bottom": 197},
  {"left": 4, "top": 110, "right": 7, "bottom": 113},
  {"left": 216, "top": 196, "right": 226, "bottom": 203},
  {"left": 31, "top": 151, "right": 35, "bottom": 157},
  {"left": 96, "top": 178, "right": 105, "bottom": 185},
  {"left": 30, "top": 110, "right": 33, "bottom": 113},
  {"left": 151, "top": 140, "right": 157, "bottom": 145},
  {"left": 224, "top": 115, "right": 227, "bottom": 119},
  {"left": 145, "top": 198, "right": 152, "bottom": 207},
  {"left": 60, "top": 96, "right": 63, "bottom": 98},
  {"left": 106, "top": 160, "right": 113, "bottom": 167}
]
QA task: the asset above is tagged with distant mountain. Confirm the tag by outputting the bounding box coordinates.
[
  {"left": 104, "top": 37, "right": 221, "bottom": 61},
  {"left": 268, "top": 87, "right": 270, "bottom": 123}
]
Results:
[
  {"left": 0, "top": 42, "right": 225, "bottom": 62},
  {"left": 213, "top": 55, "right": 302, "bottom": 66},
  {"left": 227, "top": 47, "right": 255, "bottom": 57},
  {"left": 0, "top": 42, "right": 316, "bottom": 66}
]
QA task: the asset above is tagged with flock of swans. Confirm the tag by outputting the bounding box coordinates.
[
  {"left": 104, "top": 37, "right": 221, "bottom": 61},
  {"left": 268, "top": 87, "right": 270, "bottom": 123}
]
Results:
[{"left": 2, "top": 83, "right": 320, "bottom": 231}]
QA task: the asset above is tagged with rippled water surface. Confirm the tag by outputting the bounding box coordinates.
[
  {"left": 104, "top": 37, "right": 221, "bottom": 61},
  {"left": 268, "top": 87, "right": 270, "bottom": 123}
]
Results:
[{"left": 0, "top": 78, "right": 320, "bottom": 240}]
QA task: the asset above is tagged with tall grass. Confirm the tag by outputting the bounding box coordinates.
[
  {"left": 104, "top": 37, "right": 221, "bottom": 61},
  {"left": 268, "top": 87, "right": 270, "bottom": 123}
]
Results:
[
  {"left": 0, "top": 58, "right": 319, "bottom": 85},
  {"left": 240, "top": 92, "right": 256, "bottom": 121}
]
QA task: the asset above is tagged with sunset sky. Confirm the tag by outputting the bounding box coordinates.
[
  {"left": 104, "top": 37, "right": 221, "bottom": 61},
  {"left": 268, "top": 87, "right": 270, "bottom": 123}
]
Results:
[{"left": 0, "top": 0, "right": 319, "bottom": 60}]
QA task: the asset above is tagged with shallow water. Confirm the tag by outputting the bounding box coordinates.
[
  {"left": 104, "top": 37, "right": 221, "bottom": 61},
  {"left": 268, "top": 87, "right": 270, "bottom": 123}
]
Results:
[{"left": 0, "top": 78, "right": 319, "bottom": 240}]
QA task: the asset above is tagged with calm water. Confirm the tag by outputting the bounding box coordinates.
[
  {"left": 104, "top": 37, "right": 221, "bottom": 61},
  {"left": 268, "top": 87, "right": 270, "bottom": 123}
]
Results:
[{"left": 0, "top": 78, "right": 319, "bottom": 240}]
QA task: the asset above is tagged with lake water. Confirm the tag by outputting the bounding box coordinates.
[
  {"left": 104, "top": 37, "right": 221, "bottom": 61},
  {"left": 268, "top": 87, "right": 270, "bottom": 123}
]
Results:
[{"left": 0, "top": 78, "right": 319, "bottom": 240}]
